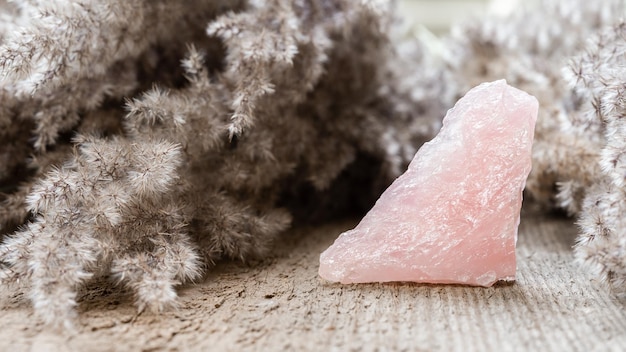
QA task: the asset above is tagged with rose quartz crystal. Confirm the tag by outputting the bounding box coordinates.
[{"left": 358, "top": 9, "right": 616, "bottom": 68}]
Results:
[{"left": 319, "top": 80, "right": 538, "bottom": 287}]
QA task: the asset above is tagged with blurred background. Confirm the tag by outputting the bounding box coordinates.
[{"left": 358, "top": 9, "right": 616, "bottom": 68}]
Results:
[{"left": 398, "top": 0, "right": 525, "bottom": 34}]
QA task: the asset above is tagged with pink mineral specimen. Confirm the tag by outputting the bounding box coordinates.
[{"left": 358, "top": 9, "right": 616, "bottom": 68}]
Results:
[{"left": 319, "top": 80, "right": 538, "bottom": 287}]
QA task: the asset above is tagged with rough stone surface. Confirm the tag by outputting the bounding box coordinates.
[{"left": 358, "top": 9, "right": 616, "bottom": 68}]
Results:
[{"left": 319, "top": 80, "right": 538, "bottom": 286}]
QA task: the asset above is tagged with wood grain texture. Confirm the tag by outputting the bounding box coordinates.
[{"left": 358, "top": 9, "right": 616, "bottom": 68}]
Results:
[{"left": 1, "top": 211, "right": 625, "bottom": 351}]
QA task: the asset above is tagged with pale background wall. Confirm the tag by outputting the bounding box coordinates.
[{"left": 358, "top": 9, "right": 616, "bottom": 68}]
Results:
[{"left": 398, "top": 0, "right": 524, "bottom": 33}]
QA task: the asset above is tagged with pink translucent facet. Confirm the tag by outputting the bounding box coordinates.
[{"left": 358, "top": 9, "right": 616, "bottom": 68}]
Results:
[{"left": 319, "top": 80, "right": 538, "bottom": 287}]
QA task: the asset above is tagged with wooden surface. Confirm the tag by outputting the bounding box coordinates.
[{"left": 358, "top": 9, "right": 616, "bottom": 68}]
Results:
[{"left": 1, "top": 211, "right": 626, "bottom": 351}]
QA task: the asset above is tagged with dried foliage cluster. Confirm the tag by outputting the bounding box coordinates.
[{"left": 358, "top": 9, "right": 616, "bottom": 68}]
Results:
[
  {"left": 446, "top": 0, "right": 626, "bottom": 293},
  {"left": 561, "top": 22, "right": 626, "bottom": 291},
  {"left": 0, "top": 0, "right": 449, "bottom": 327}
]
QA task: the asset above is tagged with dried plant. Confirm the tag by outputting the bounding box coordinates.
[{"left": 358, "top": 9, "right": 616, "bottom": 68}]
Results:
[
  {"left": 0, "top": 0, "right": 446, "bottom": 328},
  {"left": 0, "top": 0, "right": 242, "bottom": 182},
  {"left": 564, "top": 22, "right": 626, "bottom": 292}
]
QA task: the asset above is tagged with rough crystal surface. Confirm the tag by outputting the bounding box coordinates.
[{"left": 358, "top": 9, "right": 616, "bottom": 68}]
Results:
[{"left": 319, "top": 80, "right": 538, "bottom": 286}]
